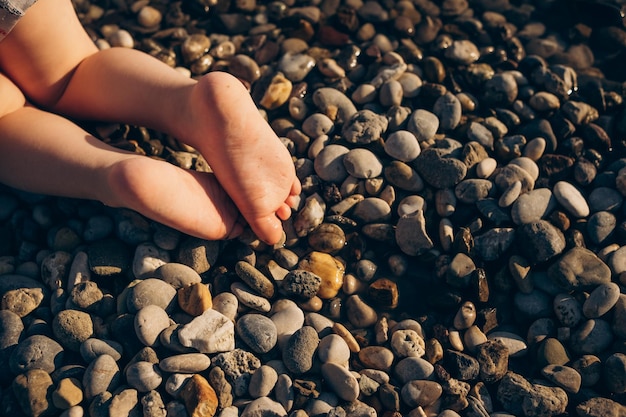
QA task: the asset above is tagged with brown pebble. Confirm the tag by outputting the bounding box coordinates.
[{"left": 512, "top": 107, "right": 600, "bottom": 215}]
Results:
[
  {"left": 333, "top": 322, "right": 360, "bottom": 353},
  {"left": 178, "top": 283, "right": 212, "bottom": 316},
  {"left": 180, "top": 374, "right": 219, "bottom": 417},
  {"left": 368, "top": 278, "right": 399, "bottom": 309}
]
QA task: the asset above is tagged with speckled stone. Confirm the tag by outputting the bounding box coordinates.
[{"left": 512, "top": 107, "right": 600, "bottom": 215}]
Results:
[
  {"left": 52, "top": 309, "right": 94, "bottom": 352},
  {"left": 12, "top": 369, "right": 56, "bottom": 417},
  {"left": 282, "top": 326, "right": 319, "bottom": 374},
  {"left": 235, "top": 261, "right": 275, "bottom": 299},
  {"left": 9, "top": 334, "right": 64, "bottom": 375},
  {"left": 236, "top": 313, "right": 277, "bottom": 354}
]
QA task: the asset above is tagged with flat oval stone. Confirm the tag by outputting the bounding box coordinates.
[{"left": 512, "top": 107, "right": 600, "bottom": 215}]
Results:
[
  {"left": 511, "top": 188, "right": 558, "bottom": 225},
  {"left": 553, "top": 181, "right": 590, "bottom": 217},
  {"left": 407, "top": 109, "right": 439, "bottom": 142},
  {"left": 433, "top": 92, "right": 462, "bottom": 130},
  {"left": 541, "top": 364, "right": 581, "bottom": 393},
  {"left": 318, "top": 334, "right": 351, "bottom": 364},
  {"left": 159, "top": 353, "right": 211, "bottom": 373},
  {"left": 358, "top": 346, "right": 394, "bottom": 371},
  {"left": 235, "top": 261, "right": 275, "bottom": 299},
  {"left": 83, "top": 354, "right": 121, "bottom": 400},
  {"left": 10, "top": 334, "right": 64, "bottom": 374},
  {"left": 583, "top": 282, "right": 620, "bottom": 319},
  {"left": 401, "top": 380, "right": 442, "bottom": 408},
  {"left": 125, "top": 361, "right": 162, "bottom": 392},
  {"left": 343, "top": 148, "right": 383, "bottom": 179},
  {"left": 588, "top": 187, "right": 623, "bottom": 212},
  {"left": 134, "top": 304, "right": 170, "bottom": 347},
  {"left": 314, "top": 144, "right": 350, "bottom": 182},
  {"left": 126, "top": 278, "right": 177, "bottom": 313},
  {"left": 282, "top": 326, "right": 319, "bottom": 374},
  {"left": 278, "top": 52, "right": 315, "bottom": 82},
  {"left": 352, "top": 197, "right": 392, "bottom": 223},
  {"left": 153, "top": 263, "right": 202, "bottom": 289},
  {"left": 80, "top": 338, "right": 123, "bottom": 363},
  {"left": 384, "top": 130, "right": 421, "bottom": 162},
  {"left": 321, "top": 362, "right": 359, "bottom": 401},
  {"left": 393, "top": 357, "right": 435, "bottom": 383},
  {"left": 231, "top": 281, "right": 271, "bottom": 313},
  {"left": 249, "top": 365, "right": 279, "bottom": 398},
  {"left": 384, "top": 161, "right": 424, "bottom": 192},
  {"left": 236, "top": 313, "right": 277, "bottom": 354},
  {"left": 570, "top": 319, "right": 613, "bottom": 355}
]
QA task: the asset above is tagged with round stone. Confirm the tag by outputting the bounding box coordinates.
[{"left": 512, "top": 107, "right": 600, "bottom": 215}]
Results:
[
  {"left": 384, "top": 130, "right": 421, "bottom": 162},
  {"left": 343, "top": 148, "right": 383, "bottom": 179},
  {"left": 317, "top": 334, "right": 351, "bottom": 364},
  {"left": 314, "top": 144, "right": 350, "bottom": 182},
  {"left": 134, "top": 304, "right": 170, "bottom": 347},
  {"left": 236, "top": 313, "right": 278, "bottom": 354}
]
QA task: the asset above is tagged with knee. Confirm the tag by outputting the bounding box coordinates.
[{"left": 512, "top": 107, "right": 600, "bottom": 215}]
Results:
[{"left": 0, "top": 73, "right": 26, "bottom": 117}]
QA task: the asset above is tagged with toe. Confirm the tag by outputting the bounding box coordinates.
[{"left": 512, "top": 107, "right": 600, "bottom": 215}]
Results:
[{"left": 250, "top": 214, "right": 284, "bottom": 245}]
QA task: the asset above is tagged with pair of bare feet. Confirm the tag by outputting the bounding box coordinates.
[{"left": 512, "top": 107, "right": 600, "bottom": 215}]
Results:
[{"left": 105, "top": 72, "right": 301, "bottom": 245}]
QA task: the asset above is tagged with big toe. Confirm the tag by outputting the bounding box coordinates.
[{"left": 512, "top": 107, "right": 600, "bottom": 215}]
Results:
[{"left": 249, "top": 214, "right": 284, "bottom": 245}]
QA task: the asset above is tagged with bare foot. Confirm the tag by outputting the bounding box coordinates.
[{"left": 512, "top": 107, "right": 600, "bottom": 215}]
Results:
[
  {"left": 103, "top": 156, "right": 244, "bottom": 241},
  {"left": 176, "top": 71, "right": 301, "bottom": 244}
]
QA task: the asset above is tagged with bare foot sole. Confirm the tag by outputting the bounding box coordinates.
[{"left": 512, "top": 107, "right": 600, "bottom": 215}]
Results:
[
  {"left": 178, "top": 71, "right": 302, "bottom": 244},
  {"left": 104, "top": 156, "right": 244, "bottom": 240}
]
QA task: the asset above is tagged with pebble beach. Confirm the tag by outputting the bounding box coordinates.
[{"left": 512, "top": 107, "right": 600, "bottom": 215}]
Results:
[{"left": 1, "top": 0, "right": 626, "bottom": 416}]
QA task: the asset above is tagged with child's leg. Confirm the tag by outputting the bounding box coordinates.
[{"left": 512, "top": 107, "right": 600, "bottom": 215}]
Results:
[
  {"left": 0, "top": 72, "right": 243, "bottom": 241},
  {"left": 1, "top": 0, "right": 301, "bottom": 244}
]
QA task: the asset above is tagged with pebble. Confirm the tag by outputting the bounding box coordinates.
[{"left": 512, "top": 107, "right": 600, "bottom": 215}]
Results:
[
  {"left": 321, "top": 362, "right": 359, "bottom": 402},
  {"left": 570, "top": 319, "right": 614, "bottom": 355},
  {"left": 553, "top": 180, "right": 590, "bottom": 217},
  {"left": 152, "top": 262, "right": 202, "bottom": 289},
  {"left": 241, "top": 396, "right": 287, "bottom": 417},
  {"left": 488, "top": 331, "right": 528, "bottom": 358},
  {"left": 177, "top": 282, "right": 212, "bottom": 316},
  {"left": 126, "top": 278, "right": 177, "bottom": 313},
  {"left": 342, "top": 109, "right": 388, "bottom": 144},
  {"left": 52, "top": 309, "right": 94, "bottom": 352},
  {"left": 249, "top": 365, "right": 279, "bottom": 398},
  {"left": 582, "top": 282, "right": 620, "bottom": 318},
  {"left": 282, "top": 326, "right": 319, "bottom": 374},
  {"left": 393, "top": 357, "right": 435, "bottom": 384},
  {"left": 603, "top": 353, "right": 626, "bottom": 393},
  {"left": 318, "top": 334, "right": 351, "bottom": 364},
  {"left": 125, "top": 361, "right": 162, "bottom": 392},
  {"left": 82, "top": 354, "right": 120, "bottom": 400},
  {"left": 541, "top": 364, "right": 582, "bottom": 393},
  {"left": 548, "top": 247, "right": 612, "bottom": 291},
  {"left": 297, "top": 251, "right": 344, "bottom": 299},
  {"left": 400, "top": 380, "right": 442, "bottom": 408},
  {"left": 343, "top": 148, "right": 383, "bottom": 179},
  {"left": 476, "top": 339, "right": 509, "bottom": 383},
  {"left": 134, "top": 304, "right": 170, "bottom": 347},
  {"left": 180, "top": 374, "right": 219, "bottom": 417},
  {"left": 345, "top": 294, "right": 378, "bottom": 328},
  {"left": 231, "top": 281, "right": 271, "bottom": 312},
  {"left": 2, "top": 2, "right": 626, "bottom": 416},
  {"left": 159, "top": 353, "right": 211, "bottom": 373},
  {"left": 9, "top": 334, "right": 64, "bottom": 375},
  {"left": 407, "top": 109, "right": 439, "bottom": 142},
  {"left": 177, "top": 308, "right": 235, "bottom": 354},
  {"left": 236, "top": 313, "right": 278, "bottom": 354},
  {"left": 13, "top": 369, "right": 56, "bottom": 417},
  {"left": 235, "top": 261, "right": 275, "bottom": 299}
]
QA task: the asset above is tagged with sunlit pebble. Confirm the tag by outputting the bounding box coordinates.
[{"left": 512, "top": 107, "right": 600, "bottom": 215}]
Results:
[{"left": 137, "top": 6, "right": 162, "bottom": 28}]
